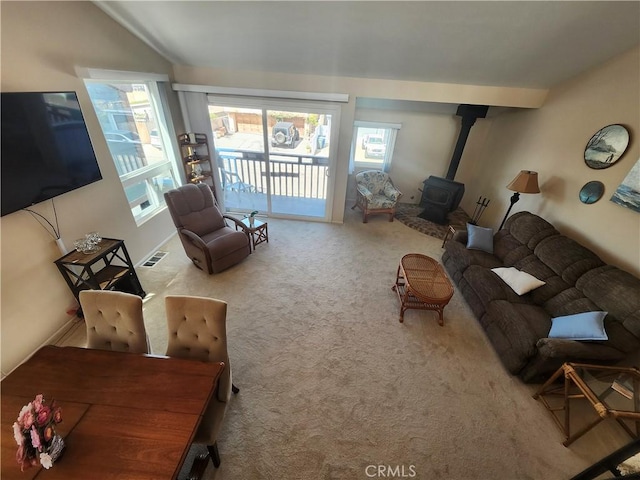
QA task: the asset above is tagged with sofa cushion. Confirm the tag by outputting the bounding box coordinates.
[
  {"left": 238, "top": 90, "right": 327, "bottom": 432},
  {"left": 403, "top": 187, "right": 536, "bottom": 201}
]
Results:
[
  {"left": 484, "top": 300, "right": 551, "bottom": 373},
  {"left": 534, "top": 235, "right": 605, "bottom": 285},
  {"left": 576, "top": 265, "right": 640, "bottom": 339},
  {"left": 542, "top": 288, "right": 602, "bottom": 318},
  {"left": 466, "top": 223, "right": 494, "bottom": 253},
  {"left": 548, "top": 311, "right": 608, "bottom": 340},
  {"left": 493, "top": 231, "right": 536, "bottom": 266},
  {"left": 503, "top": 211, "right": 558, "bottom": 250},
  {"left": 444, "top": 238, "right": 503, "bottom": 273},
  {"left": 464, "top": 265, "right": 525, "bottom": 309},
  {"left": 491, "top": 267, "right": 546, "bottom": 295}
]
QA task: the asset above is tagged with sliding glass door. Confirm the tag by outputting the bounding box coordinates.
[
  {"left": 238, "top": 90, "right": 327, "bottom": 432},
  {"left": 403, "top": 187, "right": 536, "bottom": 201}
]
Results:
[{"left": 208, "top": 97, "right": 339, "bottom": 221}]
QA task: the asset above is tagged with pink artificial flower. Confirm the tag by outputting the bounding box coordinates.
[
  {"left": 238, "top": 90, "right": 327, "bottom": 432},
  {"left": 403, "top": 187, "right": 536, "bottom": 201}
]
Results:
[
  {"left": 18, "top": 403, "right": 34, "bottom": 429},
  {"left": 33, "top": 394, "right": 44, "bottom": 413},
  {"left": 43, "top": 426, "right": 54, "bottom": 442},
  {"left": 12, "top": 422, "right": 23, "bottom": 446},
  {"left": 30, "top": 426, "right": 42, "bottom": 451},
  {"left": 36, "top": 406, "right": 51, "bottom": 426}
]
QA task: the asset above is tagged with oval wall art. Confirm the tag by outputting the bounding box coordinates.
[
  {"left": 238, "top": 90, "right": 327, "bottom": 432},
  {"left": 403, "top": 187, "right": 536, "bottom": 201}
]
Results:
[
  {"left": 584, "top": 124, "right": 630, "bottom": 169},
  {"left": 579, "top": 181, "right": 605, "bottom": 204}
]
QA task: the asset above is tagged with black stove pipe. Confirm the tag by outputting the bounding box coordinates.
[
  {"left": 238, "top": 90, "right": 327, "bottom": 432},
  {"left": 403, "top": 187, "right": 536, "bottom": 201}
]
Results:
[{"left": 445, "top": 104, "right": 489, "bottom": 180}]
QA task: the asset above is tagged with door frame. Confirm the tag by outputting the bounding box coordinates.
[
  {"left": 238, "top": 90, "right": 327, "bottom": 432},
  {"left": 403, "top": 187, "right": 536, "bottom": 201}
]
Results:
[{"left": 207, "top": 95, "right": 341, "bottom": 222}]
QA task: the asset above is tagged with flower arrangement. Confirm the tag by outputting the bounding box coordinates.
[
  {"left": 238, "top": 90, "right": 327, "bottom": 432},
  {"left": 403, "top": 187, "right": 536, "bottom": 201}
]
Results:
[
  {"left": 244, "top": 210, "right": 259, "bottom": 227},
  {"left": 13, "top": 394, "right": 63, "bottom": 471}
]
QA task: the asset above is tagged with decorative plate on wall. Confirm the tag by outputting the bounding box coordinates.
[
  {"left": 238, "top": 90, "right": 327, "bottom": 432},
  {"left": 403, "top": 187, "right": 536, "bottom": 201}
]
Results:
[
  {"left": 584, "top": 124, "right": 630, "bottom": 169},
  {"left": 579, "top": 181, "right": 605, "bottom": 204}
]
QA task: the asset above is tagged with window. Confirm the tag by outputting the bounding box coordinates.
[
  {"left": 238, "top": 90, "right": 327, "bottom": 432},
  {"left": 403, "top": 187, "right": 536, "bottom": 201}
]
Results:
[
  {"left": 349, "top": 121, "right": 401, "bottom": 173},
  {"left": 83, "top": 75, "right": 179, "bottom": 224}
]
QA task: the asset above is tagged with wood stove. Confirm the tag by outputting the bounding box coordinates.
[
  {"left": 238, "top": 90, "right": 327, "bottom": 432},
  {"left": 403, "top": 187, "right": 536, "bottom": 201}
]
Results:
[{"left": 418, "top": 176, "right": 465, "bottom": 225}]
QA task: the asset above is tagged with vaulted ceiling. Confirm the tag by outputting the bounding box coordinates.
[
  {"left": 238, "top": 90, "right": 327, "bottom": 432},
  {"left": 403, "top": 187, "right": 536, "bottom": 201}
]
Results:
[{"left": 97, "top": 1, "right": 639, "bottom": 89}]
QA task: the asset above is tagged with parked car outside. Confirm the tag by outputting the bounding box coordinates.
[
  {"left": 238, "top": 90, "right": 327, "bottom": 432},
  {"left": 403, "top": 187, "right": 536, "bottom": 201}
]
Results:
[
  {"left": 271, "top": 121, "right": 299, "bottom": 148},
  {"left": 362, "top": 134, "right": 386, "bottom": 158},
  {"left": 104, "top": 130, "right": 141, "bottom": 144},
  {"left": 104, "top": 130, "right": 143, "bottom": 161}
]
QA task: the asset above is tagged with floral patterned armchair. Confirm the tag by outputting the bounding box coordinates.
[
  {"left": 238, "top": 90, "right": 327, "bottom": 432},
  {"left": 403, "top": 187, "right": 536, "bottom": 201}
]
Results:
[{"left": 352, "top": 170, "right": 402, "bottom": 223}]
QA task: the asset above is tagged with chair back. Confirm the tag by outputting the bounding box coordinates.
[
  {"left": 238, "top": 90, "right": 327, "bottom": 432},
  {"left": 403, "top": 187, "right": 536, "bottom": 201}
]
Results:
[
  {"left": 165, "top": 295, "right": 231, "bottom": 402},
  {"left": 356, "top": 170, "right": 391, "bottom": 193},
  {"left": 79, "top": 290, "right": 149, "bottom": 354},
  {"left": 164, "top": 184, "right": 226, "bottom": 237}
]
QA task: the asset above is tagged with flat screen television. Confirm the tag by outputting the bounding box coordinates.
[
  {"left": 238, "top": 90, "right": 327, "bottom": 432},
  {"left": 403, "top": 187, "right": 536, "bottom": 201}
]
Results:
[{"left": 1, "top": 91, "right": 103, "bottom": 216}]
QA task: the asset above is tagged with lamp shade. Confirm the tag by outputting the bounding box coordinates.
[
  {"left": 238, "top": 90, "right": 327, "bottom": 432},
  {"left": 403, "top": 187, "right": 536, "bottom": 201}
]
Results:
[{"left": 507, "top": 170, "right": 540, "bottom": 194}]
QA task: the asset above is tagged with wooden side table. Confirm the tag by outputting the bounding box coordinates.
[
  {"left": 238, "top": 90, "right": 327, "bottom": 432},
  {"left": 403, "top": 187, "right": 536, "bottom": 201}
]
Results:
[
  {"left": 533, "top": 362, "right": 640, "bottom": 446},
  {"left": 240, "top": 218, "right": 268, "bottom": 252},
  {"left": 54, "top": 238, "right": 145, "bottom": 316},
  {"left": 441, "top": 224, "right": 467, "bottom": 248}
]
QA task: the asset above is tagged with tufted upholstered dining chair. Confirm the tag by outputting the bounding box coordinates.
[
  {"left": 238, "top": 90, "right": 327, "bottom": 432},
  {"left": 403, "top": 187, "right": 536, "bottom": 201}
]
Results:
[
  {"left": 352, "top": 170, "right": 402, "bottom": 223},
  {"left": 164, "top": 183, "right": 250, "bottom": 274},
  {"left": 165, "top": 295, "right": 239, "bottom": 469},
  {"left": 79, "top": 290, "right": 149, "bottom": 354}
]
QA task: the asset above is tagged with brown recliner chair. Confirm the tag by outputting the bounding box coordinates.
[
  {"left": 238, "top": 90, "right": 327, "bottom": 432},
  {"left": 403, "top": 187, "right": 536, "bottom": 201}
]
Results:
[{"left": 164, "top": 184, "right": 250, "bottom": 274}]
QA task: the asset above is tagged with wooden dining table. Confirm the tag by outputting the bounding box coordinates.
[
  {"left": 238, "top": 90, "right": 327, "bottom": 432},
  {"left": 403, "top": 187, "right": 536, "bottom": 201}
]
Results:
[{"left": 1, "top": 345, "right": 223, "bottom": 480}]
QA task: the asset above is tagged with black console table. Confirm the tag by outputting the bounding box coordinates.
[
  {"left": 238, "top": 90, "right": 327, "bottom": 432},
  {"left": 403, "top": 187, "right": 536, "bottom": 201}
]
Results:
[{"left": 54, "top": 238, "right": 145, "bottom": 316}]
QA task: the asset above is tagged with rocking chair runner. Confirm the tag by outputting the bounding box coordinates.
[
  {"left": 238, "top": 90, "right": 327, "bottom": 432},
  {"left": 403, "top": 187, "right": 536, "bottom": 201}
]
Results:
[{"left": 352, "top": 170, "right": 402, "bottom": 223}]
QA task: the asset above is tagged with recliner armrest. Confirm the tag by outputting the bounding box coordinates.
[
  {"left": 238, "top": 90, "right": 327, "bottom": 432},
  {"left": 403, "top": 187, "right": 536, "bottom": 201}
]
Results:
[
  {"left": 224, "top": 215, "right": 252, "bottom": 243},
  {"left": 535, "top": 337, "right": 625, "bottom": 362},
  {"left": 180, "top": 228, "right": 207, "bottom": 249},
  {"left": 223, "top": 214, "right": 247, "bottom": 230}
]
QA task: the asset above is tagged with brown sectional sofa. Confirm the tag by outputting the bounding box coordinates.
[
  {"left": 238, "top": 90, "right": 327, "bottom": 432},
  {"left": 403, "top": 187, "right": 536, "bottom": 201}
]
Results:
[{"left": 442, "top": 211, "right": 640, "bottom": 383}]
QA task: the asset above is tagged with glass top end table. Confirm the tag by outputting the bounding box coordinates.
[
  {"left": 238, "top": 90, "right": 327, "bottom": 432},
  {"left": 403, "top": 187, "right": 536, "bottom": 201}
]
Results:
[{"left": 533, "top": 363, "right": 640, "bottom": 447}]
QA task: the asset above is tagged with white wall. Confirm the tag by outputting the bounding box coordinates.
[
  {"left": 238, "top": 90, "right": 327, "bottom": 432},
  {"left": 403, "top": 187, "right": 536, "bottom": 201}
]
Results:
[
  {"left": 0, "top": 2, "right": 181, "bottom": 373},
  {"left": 456, "top": 47, "right": 640, "bottom": 276}
]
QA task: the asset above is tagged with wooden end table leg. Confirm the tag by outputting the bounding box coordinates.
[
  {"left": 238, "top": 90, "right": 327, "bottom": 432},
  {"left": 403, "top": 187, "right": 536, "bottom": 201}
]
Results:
[{"left": 399, "top": 306, "right": 406, "bottom": 323}]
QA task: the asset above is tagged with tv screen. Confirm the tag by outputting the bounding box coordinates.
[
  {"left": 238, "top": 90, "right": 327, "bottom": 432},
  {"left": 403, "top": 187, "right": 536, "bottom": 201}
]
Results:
[{"left": 1, "top": 91, "right": 102, "bottom": 216}]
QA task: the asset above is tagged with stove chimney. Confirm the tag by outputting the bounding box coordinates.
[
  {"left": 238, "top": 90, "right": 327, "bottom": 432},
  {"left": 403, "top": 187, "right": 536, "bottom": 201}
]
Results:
[{"left": 445, "top": 104, "right": 489, "bottom": 180}]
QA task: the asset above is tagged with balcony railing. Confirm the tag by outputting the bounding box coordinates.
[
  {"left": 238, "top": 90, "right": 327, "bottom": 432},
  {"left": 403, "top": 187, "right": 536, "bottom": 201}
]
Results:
[{"left": 217, "top": 148, "right": 329, "bottom": 200}]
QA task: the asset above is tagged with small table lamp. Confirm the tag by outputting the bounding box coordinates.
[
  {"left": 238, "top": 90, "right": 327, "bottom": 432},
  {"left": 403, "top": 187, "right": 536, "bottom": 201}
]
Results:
[{"left": 499, "top": 170, "right": 540, "bottom": 230}]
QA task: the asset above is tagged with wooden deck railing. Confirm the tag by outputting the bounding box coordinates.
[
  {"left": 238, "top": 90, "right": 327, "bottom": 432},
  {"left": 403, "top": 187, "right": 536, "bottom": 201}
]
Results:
[{"left": 217, "top": 148, "right": 329, "bottom": 199}]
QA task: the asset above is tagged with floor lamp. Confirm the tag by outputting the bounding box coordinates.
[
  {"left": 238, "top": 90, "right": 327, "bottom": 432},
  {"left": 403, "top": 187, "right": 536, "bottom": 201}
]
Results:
[{"left": 499, "top": 170, "right": 540, "bottom": 230}]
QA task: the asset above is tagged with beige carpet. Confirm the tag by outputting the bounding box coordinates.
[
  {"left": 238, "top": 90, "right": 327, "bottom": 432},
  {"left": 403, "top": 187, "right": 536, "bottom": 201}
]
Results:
[{"left": 65, "top": 208, "right": 629, "bottom": 479}]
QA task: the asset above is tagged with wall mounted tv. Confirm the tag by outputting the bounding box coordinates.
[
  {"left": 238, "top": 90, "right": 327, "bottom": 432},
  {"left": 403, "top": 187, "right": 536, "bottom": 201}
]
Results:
[{"left": 1, "top": 91, "right": 103, "bottom": 217}]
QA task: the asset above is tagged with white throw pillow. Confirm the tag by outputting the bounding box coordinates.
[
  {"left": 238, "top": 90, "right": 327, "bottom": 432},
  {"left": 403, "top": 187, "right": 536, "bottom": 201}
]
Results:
[{"left": 491, "top": 267, "right": 546, "bottom": 295}]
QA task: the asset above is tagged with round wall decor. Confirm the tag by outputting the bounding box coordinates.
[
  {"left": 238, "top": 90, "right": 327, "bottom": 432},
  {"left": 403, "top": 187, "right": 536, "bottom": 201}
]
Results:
[
  {"left": 584, "top": 124, "right": 630, "bottom": 169},
  {"left": 579, "top": 181, "right": 605, "bottom": 204}
]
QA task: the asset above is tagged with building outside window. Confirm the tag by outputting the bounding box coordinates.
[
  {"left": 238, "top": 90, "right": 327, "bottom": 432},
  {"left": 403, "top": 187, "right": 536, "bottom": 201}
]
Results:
[{"left": 84, "top": 76, "right": 179, "bottom": 225}]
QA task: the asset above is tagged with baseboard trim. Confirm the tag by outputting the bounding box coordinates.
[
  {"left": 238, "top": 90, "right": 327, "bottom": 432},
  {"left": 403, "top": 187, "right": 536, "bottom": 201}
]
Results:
[
  {"left": 3, "top": 315, "right": 82, "bottom": 378},
  {"left": 135, "top": 231, "right": 177, "bottom": 268}
]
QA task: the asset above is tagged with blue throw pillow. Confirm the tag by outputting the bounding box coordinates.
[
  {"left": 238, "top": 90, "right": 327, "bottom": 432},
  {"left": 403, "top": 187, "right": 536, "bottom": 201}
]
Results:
[
  {"left": 466, "top": 223, "right": 494, "bottom": 254},
  {"left": 548, "top": 311, "right": 608, "bottom": 341}
]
